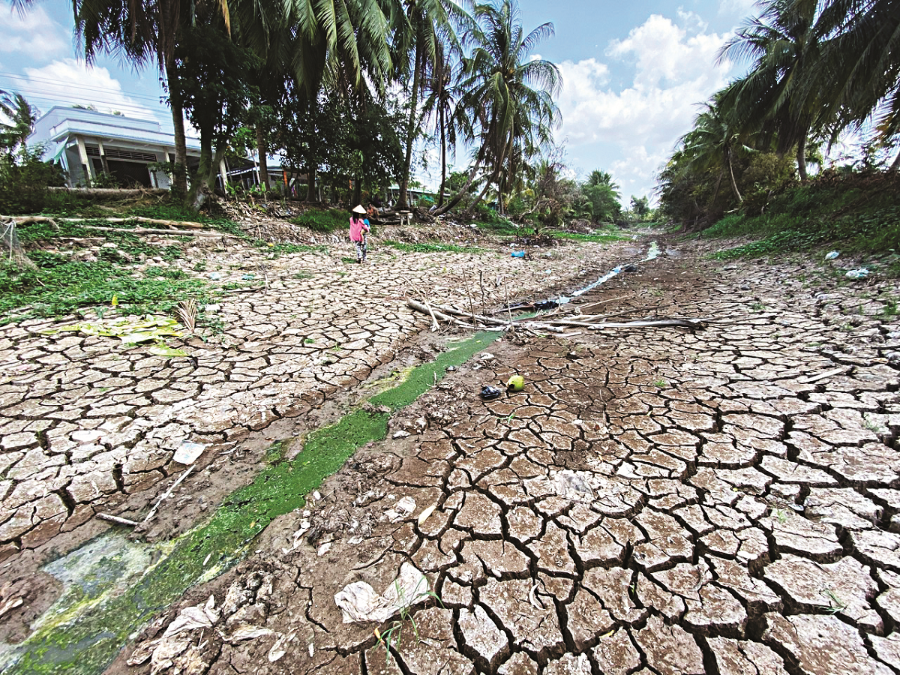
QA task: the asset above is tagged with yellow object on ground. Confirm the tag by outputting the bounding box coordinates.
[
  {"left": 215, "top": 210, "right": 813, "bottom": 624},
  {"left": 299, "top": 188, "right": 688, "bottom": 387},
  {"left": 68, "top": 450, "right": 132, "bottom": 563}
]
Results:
[{"left": 507, "top": 375, "right": 525, "bottom": 391}]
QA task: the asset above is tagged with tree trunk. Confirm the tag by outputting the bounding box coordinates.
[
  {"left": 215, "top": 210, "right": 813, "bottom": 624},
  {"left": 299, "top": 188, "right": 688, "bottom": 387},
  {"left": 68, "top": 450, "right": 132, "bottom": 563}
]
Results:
[
  {"left": 469, "top": 163, "right": 503, "bottom": 210},
  {"left": 470, "top": 136, "right": 512, "bottom": 211},
  {"left": 891, "top": 147, "right": 900, "bottom": 172},
  {"left": 306, "top": 164, "right": 317, "bottom": 202},
  {"left": 165, "top": 59, "right": 188, "bottom": 196},
  {"left": 256, "top": 125, "right": 269, "bottom": 193},
  {"left": 726, "top": 148, "right": 742, "bottom": 203},
  {"left": 189, "top": 128, "right": 214, "bottom": 210},
  {"left": 397, "top": 28, "right": 423, "bottom": 210},
  {"left": 432, "top": 160, "right": 483, "bottom": 216},
  {"left": 797, "top": 135, "right": 808, "bottom": 181},
  {"left": 438, "top": 106, "right": 447, "bottom": 207},
  {"left": 352, "top": 175, "right": 362, "bottom": 207}
]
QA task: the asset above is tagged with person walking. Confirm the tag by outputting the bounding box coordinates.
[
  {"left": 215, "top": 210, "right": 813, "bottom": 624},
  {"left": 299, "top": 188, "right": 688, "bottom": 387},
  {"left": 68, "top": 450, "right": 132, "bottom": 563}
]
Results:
[{"left": 350, "top": 205, "right": 370, "bottom": 263}]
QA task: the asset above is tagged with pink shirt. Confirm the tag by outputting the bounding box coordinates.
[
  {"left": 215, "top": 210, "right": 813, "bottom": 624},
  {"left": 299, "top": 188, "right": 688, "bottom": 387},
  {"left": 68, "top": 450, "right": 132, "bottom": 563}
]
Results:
[{"left": 349, "top": 217, "right": 369, "bottom": 242}]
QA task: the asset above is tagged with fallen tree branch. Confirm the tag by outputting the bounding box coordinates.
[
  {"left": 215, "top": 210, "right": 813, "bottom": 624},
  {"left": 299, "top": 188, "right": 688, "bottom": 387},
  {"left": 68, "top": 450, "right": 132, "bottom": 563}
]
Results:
[
  {"left": 544, "top": 317, "right": 709, "bottom": 330},
  {"left": 80, "top": 225, "right": 236, "bottom": 238},
  {"left": 49, "top": 187, "right": 169, "bottom": 197},
  {"left": 98, "top": 513, "right": 140, "bottom": 527},
  {"left": 143, "top": 465, "right": 196, "bottom": 523},
  {"left": 3, "top": 216, "right": 59, "bottom": 230},
  {"left": 61, "top": 216, "right": 206, "bottom": 229},
  {"left": 3, "top": 215, "right": 212, "bottom": 231},
  {"left": 407, "top": 299, "right": 473, "bottom": 328},
  {"left": 429, "top": 303, "right": 509, "bottom": 326}
]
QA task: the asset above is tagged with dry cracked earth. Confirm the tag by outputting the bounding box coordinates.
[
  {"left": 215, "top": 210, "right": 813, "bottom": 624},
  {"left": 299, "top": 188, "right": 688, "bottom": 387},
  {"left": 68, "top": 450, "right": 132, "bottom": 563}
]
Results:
[{"left": 5, "top": 229, "right": 900, "bottom": 675}]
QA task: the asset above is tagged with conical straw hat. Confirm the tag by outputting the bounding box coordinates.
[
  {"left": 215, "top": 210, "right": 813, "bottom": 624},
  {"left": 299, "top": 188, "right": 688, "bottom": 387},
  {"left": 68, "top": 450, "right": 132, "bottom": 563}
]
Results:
[{"left": 352, "top": 205, "right": 366, "bottom": 214}]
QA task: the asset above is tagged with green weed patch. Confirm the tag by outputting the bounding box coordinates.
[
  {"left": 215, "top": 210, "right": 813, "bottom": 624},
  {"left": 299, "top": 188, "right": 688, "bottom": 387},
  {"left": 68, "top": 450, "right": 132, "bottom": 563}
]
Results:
[
  {"left": 703, "top": 174, "right": 900, "bottom": 259},
  {"left": 290, "top": 208, "right": 348, "bottom": 233},
  {"left": 550, "top": 230, "right": 630, "bottom": 243}
]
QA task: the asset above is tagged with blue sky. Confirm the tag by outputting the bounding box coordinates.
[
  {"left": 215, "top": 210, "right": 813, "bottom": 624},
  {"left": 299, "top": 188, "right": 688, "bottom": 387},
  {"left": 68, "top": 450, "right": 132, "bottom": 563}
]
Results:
[{"left": 0, "top": 0, "right": 758, "bottom": 199}]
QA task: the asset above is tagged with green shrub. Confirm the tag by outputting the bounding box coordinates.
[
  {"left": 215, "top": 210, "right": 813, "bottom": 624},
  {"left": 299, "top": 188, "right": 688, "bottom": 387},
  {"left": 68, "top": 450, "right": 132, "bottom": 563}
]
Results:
[
  {"left": 703, "top": 172, "right": 900, "bottom": 258},
  {"left": 290, "top": 209, "right": 348, "bottom": 233},
  {"left": 0, "top": 147, "right": 67, "bottom": 214}
]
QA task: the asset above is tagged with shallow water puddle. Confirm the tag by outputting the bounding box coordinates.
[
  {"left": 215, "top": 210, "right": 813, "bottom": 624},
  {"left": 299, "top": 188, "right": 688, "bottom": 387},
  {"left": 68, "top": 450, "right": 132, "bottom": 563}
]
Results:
[{"left": 556, "top": 240, "right": 659, "bottom": 304}]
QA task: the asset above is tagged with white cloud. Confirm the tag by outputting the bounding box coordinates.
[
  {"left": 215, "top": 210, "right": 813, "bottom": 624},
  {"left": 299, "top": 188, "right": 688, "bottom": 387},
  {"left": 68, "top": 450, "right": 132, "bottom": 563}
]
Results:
[
  {"left": 719, "top": 0, "right": 758, "bottom": 17},
  {"left": 557, "top": 14, "right": 734, "bottom": 197},
  {"left": 0, "top": 3, "right": 68, "bottom": 57},
  {"left": 22, "top": 59, "right": 162, "bottom": 122}
]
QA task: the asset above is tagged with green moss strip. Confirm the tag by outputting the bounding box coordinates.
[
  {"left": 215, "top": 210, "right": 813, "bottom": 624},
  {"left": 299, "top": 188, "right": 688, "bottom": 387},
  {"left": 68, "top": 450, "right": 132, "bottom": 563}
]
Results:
[{"left": 7, "top": 330, "right": 500, "bottom": 675}]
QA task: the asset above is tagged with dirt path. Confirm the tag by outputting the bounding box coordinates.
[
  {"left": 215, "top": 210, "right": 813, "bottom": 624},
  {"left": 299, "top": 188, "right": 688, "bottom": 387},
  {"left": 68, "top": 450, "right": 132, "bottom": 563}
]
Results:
[{"left": 84, "top": 238, "right": 900, "bottom": 675}]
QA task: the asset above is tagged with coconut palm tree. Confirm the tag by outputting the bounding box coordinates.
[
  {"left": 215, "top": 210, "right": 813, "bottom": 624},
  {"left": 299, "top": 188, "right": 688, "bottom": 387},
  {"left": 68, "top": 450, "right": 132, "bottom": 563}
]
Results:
[
  {"left": 391, "top": 0, "right": 470, "bottom": 209},
  {"left": 718, "top": 0, "right": 820, "bottom": 179},
  {"left": 433, "top": 0, "right": 560, "bottom": 216},
  {"left": 0, "top": 90, "right": 38, "bottom": 152},
  {"left": 797, "top": 0, "right": 900, "bottom": 167},
  {"left": 420, "top": 36, "right": 469, "bottom": 206},
  {"left": 14, "top": 0, "right": 393, "bottom": 197},
  {"left": 681, "top": 97, "right": 745, "bottom": 203}
]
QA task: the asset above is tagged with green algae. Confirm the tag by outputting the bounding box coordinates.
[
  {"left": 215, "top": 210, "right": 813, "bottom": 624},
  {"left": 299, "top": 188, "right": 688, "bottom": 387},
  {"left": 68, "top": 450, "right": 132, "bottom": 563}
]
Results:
[{"left": 6, "top": 329, "right": 501, "bottom": 675}]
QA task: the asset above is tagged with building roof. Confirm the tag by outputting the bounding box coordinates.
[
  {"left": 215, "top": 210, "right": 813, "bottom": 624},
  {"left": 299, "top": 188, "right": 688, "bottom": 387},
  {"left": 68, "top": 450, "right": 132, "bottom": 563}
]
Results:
[{"left": 28, "top": 106, "right": 202, "bottom": 160}]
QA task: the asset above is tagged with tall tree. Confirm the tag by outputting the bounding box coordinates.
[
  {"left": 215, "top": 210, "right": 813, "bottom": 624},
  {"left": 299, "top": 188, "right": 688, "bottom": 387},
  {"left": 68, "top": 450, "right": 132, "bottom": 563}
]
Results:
[
  {"left": 171, "top": 16, "right": 260, "bottom": 207},
  {"left": 393, "top": 0, "right": 469, "bottom": 209},
  {"left": 0, "top": 90, "right": 37, "bottom": 152},
  {"left": 420, "top": 37, "right": 468, "bottom": 206},
  {"left": 434, "top": 0, "right": 560, "bottom": 216},
  {"left": 797, "top": 0, "right": 900, "bottom": 167},
  {"left": 719, "top": 0, "right": 820, "bottom": 179},
  {"left": 681, "top": 97, "right": 746, "bottom": 203}
]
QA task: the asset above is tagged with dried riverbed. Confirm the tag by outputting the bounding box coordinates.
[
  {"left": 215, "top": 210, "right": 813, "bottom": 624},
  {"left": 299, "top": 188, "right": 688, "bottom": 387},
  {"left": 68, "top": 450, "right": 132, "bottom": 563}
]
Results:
[{"left": 4, "top": 229, "right": 900, "bottom": 675}]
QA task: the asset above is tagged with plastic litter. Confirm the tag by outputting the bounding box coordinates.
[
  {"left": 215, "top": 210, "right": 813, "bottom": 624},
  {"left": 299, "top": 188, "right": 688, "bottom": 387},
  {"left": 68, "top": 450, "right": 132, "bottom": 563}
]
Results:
[
  {"left": 334, "top": 562, "right": 430, "bottom": 624},
  {"left": 846, "top": 268, "right": 870, "bottom": 280},
  {"left": 417, "top": 504, "right": 437, "bottom": 525},
  {"left": 825, "top": 251, "right": 840, "bottom": 260},
  {"left": 164, "top": 595, "right": 219, "bottom": 637},
  {"left": 480, "top": 385, "right": 502, "bottom": 400},
  {"left": 507, "top": 374, "right": 525, "bottom": 392},
  {"left": 385, "top": 495, "right": 416, "bottom": 522},
  {"left": 241, "top": 273, "right": 255, "bottom": 280},
  {"left": 511, "top": 251, "right": 526, "bottom": 258},
  {"left": 551, "top": 470, "right": 594, "bottom": 502},
  {"left": 207, "top": 272, "right": 222, "bottom": 280},
  {"left": 621, "top": 264, "right": 639, "bottom": 272},
  {"left": 173, "top": 441, "right": 206, "bottom": 465}
]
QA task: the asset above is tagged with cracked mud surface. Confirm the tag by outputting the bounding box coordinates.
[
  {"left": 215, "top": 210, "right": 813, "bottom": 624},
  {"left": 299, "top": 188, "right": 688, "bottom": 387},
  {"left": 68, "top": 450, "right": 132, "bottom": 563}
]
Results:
[
  {"left": 98, "top": 238, "right": 900, "bottom": 675},
  {"left": 0, "top": 235, "right": 613, "bottom": 568}
]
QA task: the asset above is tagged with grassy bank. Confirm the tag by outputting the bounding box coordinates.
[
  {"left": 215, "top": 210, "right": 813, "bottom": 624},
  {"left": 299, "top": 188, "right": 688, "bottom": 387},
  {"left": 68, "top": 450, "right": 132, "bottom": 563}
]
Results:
[{"left": 703, "top": 172, "right": 900, "bottom": 260}]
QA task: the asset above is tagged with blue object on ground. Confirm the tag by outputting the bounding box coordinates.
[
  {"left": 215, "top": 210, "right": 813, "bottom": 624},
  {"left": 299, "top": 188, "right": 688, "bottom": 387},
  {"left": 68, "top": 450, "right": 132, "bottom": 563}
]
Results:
[{"left": 511, "top": 251, "right": 525, "bottom": 258}]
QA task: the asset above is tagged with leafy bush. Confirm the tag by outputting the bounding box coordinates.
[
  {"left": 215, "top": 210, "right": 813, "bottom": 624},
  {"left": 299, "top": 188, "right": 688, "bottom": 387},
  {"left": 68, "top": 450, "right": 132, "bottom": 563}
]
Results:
[
  {"left": 0, "top": 147, "right": 67, "bottom": 214},
  {"left": 290, "top": 208, "right": 348, "bottom": 232},
  {"left": 740, "top": 153, "right": 797, "bottom": 215},
  {"left": 704, "top": 171, "right": 900, "bottom": 257}
]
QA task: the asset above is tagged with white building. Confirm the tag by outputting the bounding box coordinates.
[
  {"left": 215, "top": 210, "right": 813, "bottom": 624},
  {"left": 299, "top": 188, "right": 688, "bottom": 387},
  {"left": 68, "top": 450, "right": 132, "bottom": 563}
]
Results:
[{"left": 27, "top": 106, "right": 205, "bottom": 189}]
